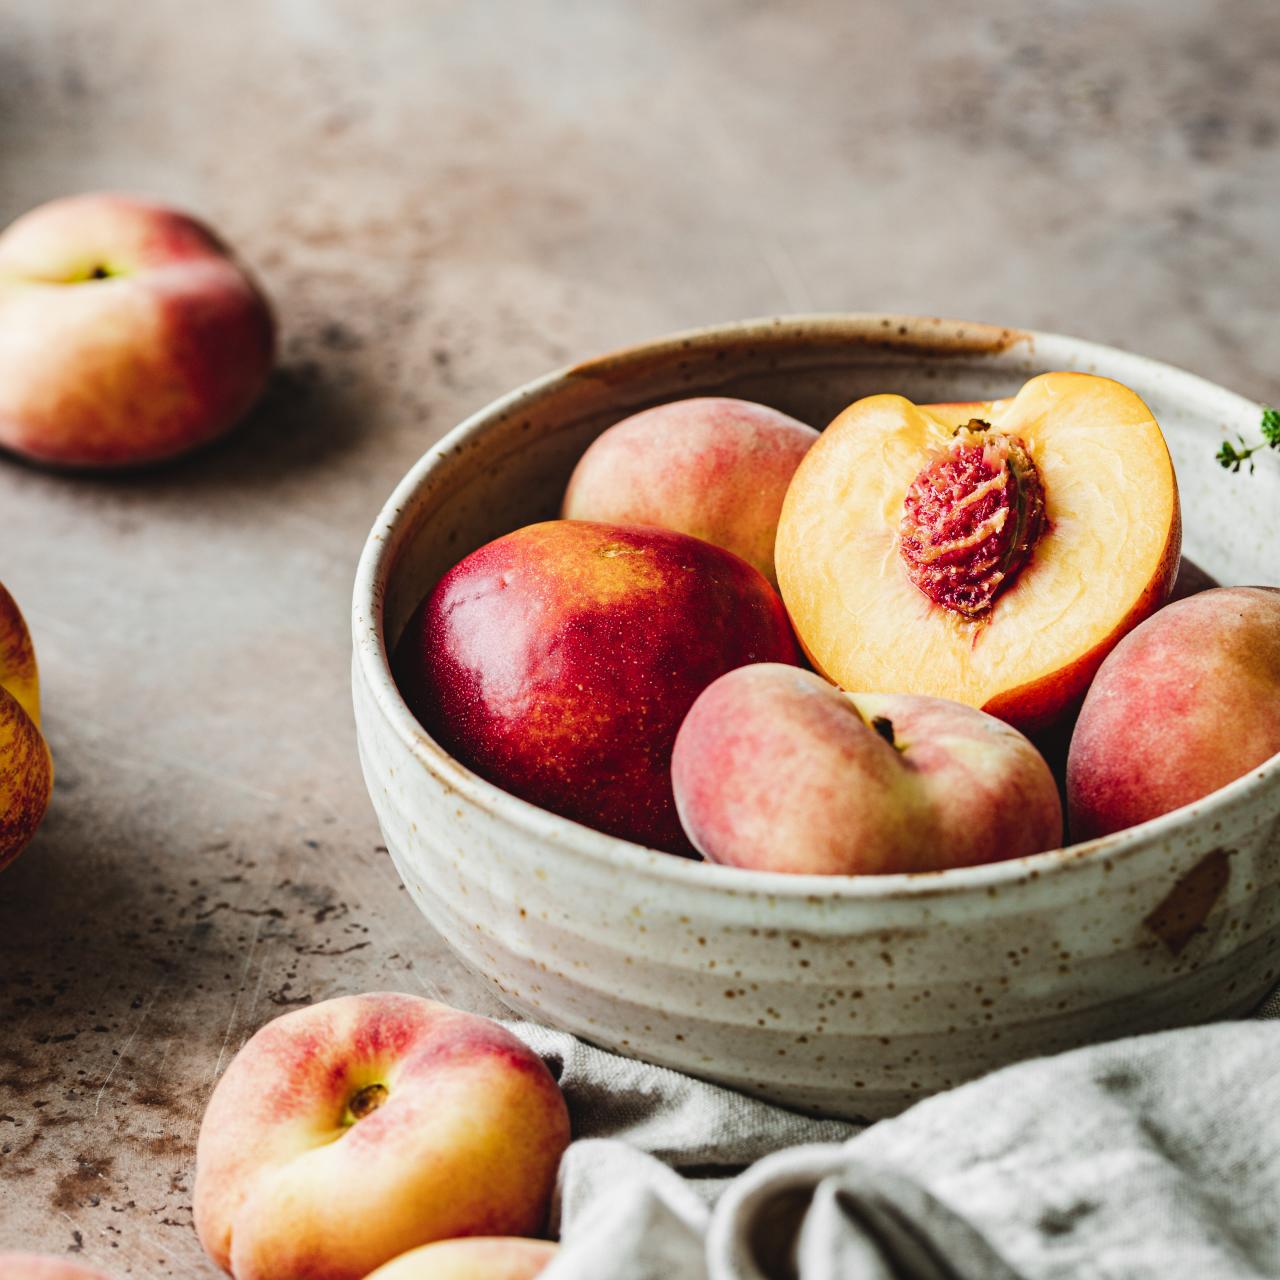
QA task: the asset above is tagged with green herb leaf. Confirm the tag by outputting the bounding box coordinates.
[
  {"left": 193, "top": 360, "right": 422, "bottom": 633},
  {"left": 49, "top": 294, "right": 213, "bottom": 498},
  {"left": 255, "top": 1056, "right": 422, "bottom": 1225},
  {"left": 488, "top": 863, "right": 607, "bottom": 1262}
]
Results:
[
  {"left": 1217, "top": 408, "right": 1280, "bottom": 474},
  {"left": 1262, "top": 407, "right": 1280, "bottom": 448}
]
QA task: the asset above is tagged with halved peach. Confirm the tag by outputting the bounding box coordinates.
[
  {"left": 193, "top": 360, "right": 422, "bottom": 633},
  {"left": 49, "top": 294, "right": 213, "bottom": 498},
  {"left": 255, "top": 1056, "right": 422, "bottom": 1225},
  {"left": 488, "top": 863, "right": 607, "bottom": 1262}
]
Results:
[{"left": 776, "top": 372, "right": 1181, "bottom": 732}]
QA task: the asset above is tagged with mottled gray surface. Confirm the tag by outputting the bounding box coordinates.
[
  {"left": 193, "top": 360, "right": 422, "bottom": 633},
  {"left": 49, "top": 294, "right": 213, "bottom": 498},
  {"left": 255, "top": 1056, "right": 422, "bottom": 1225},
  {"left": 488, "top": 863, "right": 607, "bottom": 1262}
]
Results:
[{"left": 0, "top": 0, "right": 1277, "bottom": 1274}]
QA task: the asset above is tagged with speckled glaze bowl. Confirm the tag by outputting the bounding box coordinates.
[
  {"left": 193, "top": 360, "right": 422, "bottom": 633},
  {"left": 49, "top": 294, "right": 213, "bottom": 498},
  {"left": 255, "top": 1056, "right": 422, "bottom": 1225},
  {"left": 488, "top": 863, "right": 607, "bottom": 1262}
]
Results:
[{"left": 352, "top": 315, "right": 1280, "bottom": 1120}]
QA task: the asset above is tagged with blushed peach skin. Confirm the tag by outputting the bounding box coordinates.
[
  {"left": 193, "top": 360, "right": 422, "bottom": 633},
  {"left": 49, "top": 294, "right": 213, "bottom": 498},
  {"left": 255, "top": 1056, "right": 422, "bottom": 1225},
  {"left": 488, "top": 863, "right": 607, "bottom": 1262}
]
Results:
[
  {"left": 562, "top": 397, "right": 818, "bottom": 586},
  {"left": 0, "top": 193, "right": 274, "bottom": 466},
  {"left": 1067, "top": 587, "right": 1280, "bottom": 841},
  {"left": 193, "top": 993, "right": 570, "bottom": 1280},
  {"left": 364, "top": 1238, "right": 557, "bottom": 1280},
  {"left": 396, "top": 519, "right": 799, "bottom": 853},
  {"left": 0, "top": 582, "right": 40, "bottom": 727},
  {"left": 0, "top": 1257, "right": 115, "bottom": 1280},
  {"left": 0, "top": 583, "right": 52, "bottom": 873},
  {"left": 672, "top": 663, "right": 1062, "bottom": 874}
]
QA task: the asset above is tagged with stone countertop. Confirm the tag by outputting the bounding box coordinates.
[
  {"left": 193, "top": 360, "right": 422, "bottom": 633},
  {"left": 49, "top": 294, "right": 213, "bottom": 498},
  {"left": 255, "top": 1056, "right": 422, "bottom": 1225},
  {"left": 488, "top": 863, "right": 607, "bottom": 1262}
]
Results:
[{"left": 0, "top": 0, "right": 1277, "bottom": 1273}]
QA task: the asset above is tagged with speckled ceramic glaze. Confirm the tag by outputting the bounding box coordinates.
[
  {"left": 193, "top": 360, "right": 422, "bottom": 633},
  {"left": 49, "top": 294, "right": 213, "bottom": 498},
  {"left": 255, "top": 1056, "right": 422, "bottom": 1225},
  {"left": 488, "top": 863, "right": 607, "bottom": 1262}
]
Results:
[{"left": 352, "top": 315, "right": 1280, "bottom": 1120}]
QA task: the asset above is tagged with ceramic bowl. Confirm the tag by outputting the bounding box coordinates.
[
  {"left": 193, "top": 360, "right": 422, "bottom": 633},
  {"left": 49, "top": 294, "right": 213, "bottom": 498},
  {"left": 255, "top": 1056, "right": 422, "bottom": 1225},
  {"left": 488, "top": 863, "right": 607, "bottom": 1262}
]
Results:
[{"left": 352, "top": 314, "right": 1280, "bottom": 1120}]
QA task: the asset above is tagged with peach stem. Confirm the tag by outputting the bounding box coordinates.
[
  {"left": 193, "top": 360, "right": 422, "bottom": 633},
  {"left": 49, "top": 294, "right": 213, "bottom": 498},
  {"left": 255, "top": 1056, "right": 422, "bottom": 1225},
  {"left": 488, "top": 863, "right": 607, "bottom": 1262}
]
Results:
[{"left": 346, "top": 1082, "right": 389, "bottom": 1122}]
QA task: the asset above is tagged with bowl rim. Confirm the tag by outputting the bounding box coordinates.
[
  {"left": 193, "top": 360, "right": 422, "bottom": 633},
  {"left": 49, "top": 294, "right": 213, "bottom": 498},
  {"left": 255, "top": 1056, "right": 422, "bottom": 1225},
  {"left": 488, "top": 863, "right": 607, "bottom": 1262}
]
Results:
[{"left": 352, "top": 311, "right": 1279, "bottom": 901}]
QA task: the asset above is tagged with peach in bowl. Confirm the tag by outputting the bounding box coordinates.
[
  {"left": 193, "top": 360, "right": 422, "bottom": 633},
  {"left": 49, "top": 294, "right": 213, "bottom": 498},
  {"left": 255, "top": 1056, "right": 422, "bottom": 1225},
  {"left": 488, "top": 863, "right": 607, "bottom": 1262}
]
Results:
[{"left": 352, "top": 314, "right": 1280, "bottom": 1121}]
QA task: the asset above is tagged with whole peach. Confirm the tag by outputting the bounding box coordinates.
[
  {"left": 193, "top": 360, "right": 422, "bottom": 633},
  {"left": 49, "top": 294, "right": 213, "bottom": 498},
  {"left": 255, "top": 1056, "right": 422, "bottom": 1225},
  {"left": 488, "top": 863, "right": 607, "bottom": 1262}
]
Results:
[
  {"left": 1067, "top": 586, "right": 1280, "bottom": 841},
  {"left": 364, "top": 1239, "right": 557, "bottom": 1280},
  {"left": 0, "top": 193, "right": 274, "bottom": 466},
  {"left": 395, "top": 520, "right": 799, "bottom": 853},
  {"left": 193, "top": 993, "right": 570, "bottom": 1280},
  {"left": 562, "top": 397, "right": 817, "bottom": 586},
  {"left": 0, "top": 1258, "right": 115, "bottom": 1280},
  {"left": 672, "top": 663, "right": 1062, "bottom": 874}
]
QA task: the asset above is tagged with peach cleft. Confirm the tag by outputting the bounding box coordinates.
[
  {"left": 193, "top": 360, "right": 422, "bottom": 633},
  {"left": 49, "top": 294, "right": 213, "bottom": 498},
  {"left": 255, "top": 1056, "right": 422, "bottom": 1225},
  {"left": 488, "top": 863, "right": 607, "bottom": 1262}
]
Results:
[{"left": 899, "top": 423, "right": 1046, "bottom": 618}]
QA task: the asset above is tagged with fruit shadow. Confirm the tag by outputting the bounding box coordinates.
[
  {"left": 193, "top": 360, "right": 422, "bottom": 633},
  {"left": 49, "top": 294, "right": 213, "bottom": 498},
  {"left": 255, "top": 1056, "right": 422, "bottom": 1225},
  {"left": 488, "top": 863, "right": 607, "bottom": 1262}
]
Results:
[{"left": 0, "top": 351, "right": 373, "bottom": 504}]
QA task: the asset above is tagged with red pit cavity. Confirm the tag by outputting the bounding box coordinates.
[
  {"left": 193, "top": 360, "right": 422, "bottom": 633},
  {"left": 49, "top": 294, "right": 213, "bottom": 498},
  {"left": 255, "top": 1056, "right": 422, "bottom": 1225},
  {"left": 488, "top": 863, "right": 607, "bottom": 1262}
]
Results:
[{"left": 899, "top": 423, "right": 1047, "bottom": 618}]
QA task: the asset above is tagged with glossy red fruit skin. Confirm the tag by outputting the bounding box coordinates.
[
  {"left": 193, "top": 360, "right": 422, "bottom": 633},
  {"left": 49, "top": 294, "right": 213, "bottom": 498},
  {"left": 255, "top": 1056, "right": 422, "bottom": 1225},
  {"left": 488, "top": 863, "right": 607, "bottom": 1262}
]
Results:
[{"left": 394, "top": 520, "right": 801, "bottom": 854}]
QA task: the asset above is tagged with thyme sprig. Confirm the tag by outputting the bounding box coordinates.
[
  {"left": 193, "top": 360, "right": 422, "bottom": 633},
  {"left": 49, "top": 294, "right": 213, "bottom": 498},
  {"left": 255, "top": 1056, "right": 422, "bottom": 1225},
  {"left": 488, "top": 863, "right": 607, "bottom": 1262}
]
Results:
[{"left": 1217, "top": 407, "right": 1280, "bottom": 473}]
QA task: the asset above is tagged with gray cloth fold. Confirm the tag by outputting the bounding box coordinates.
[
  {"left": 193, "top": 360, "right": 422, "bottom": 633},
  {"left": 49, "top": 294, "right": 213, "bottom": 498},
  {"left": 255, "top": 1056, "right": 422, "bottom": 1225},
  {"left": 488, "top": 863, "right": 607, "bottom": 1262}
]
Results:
[{"left": 510, "top": 1016, "right": 1280, "bottom": 1280}]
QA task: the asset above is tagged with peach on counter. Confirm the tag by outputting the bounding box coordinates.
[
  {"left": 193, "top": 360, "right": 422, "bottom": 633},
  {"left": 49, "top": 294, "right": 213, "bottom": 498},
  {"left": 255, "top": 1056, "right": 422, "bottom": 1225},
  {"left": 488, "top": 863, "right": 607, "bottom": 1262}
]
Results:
[
  {"left": 562, "top": 397, "right": 818, "bottom": 585},
  {"left": 1067, "top": 586, "right": 1280, "bottom": 841},
  {"left": 0, "top": 582, "right": 52, "bottom": 873},
  {"left": 0, "top": 193, "right": 274, "bottom": 466},
  {"left": 672, "top": 663, "right": 1062, "bottom": 874},
  {"left": 776, "top": 372, "right": 1181, "bottom": 733},
  {"left": 193, "top": 992, "right": 570, "bottom": 1280},
  {"left": 0, "top": 1258, "right": 115, "bottom": 1280},
  {"left": 395, "top": 519, "right": 799, "bottom": 853},
  {"left": 364, "top": 1238, "right": 557, "bottom": 1280}
]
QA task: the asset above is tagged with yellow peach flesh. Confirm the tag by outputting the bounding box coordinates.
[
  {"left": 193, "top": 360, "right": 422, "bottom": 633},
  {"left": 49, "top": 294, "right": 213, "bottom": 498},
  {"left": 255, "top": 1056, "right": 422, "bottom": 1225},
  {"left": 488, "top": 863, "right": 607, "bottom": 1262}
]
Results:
[{"left": 776, "top": 372, "right": 1180, "bottom": 729}]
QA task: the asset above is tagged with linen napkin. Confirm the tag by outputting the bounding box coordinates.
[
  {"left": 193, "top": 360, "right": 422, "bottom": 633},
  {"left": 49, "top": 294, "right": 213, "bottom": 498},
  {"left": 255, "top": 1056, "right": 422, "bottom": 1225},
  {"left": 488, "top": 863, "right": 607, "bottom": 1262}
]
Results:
[{"left": 511, "top": 1006, "right": 1280, "bottom": 1280}]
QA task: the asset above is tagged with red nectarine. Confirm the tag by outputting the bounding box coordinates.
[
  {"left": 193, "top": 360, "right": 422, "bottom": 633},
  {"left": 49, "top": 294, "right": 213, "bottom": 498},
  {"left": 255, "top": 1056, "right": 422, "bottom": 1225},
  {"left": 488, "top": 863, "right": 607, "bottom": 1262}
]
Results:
[{"left": 396, "top": 520, "right": 799, "bottom": 852}]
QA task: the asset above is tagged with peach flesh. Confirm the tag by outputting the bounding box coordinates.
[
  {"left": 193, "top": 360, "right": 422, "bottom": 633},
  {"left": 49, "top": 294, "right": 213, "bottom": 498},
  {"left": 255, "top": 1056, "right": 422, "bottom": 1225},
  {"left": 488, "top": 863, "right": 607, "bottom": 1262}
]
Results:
[
  {"left": 193, "top": 993, "right": 570, "bottom": 1280},
  {"left": 672, "top": 663, "right": 1062, "bottom": 874},
  {"left": 1067, "top": 586, "right": 1280, "bottom": 841},
  {"left": 562, "top": 396, "right": 818, "bottom": 586},
  {"left": 776, "top": 372, "right": 1181, "bottom": 733}
]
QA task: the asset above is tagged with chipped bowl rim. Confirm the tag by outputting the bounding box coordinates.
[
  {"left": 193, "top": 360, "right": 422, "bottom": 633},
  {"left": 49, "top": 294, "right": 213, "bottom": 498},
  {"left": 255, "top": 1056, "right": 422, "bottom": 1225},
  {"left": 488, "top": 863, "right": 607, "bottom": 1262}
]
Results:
[{"left": 352, "top": 312, "right": 1280, "bottom": 902}]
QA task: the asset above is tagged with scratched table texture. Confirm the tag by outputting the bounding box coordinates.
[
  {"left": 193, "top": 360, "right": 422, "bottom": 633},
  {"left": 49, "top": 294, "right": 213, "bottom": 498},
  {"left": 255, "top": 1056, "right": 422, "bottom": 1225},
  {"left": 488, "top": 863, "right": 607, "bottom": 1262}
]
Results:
[{"left": 1, "top": 0, "right": 1278, "bottom": 1274}]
